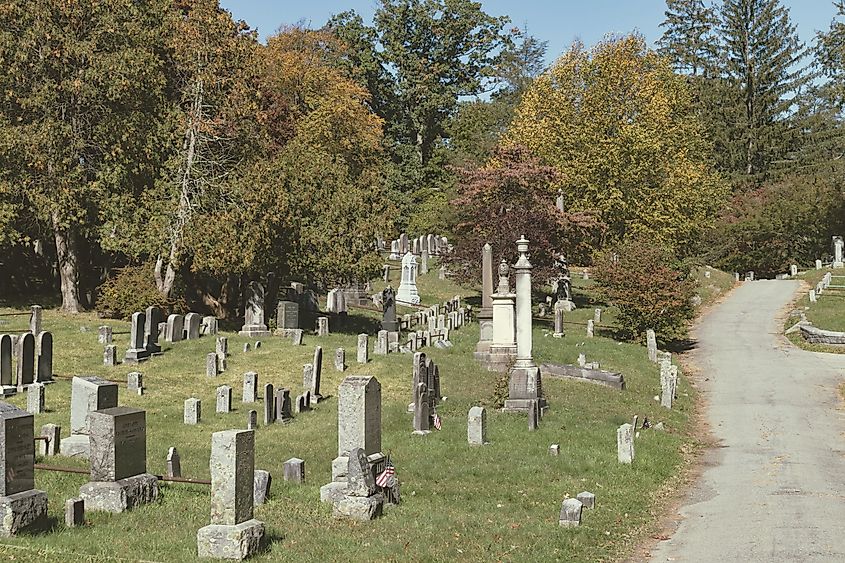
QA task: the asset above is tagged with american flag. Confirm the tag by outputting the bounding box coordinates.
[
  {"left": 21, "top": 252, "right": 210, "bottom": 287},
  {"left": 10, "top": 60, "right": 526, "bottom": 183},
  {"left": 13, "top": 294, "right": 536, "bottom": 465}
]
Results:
[
  {"left": 433, "top": 412, "right": 442, "bottom": 430},
  {"left": 375, "top": 456, "right": 395, "bottom": 488}
]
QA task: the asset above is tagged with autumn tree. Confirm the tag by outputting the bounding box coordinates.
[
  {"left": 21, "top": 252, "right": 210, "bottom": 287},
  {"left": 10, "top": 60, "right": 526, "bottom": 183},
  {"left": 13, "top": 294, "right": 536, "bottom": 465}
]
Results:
[
  {"left": 505, "top": 35, "right": 727, "bottom": 256},
  {"left": 443, "top": 145, "right": 600, "bottom": 285},
  {"left": 0, "top": 0, "right": 169, "bottom": 311}
]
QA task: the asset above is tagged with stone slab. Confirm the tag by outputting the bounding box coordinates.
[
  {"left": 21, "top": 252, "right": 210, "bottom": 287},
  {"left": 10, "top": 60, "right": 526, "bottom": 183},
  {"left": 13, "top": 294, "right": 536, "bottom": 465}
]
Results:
[
  {"left": 79, "top": 473, "right": 158, "bottom": 513},
  {"left": 196, "top": 519, "right": 265, "bottom": 561},
  {"left": 0, "top": 489, "right": 48, "bottom": 537},
  {"left": 540, "top": 363, "right": 625, "bottom": 390}
]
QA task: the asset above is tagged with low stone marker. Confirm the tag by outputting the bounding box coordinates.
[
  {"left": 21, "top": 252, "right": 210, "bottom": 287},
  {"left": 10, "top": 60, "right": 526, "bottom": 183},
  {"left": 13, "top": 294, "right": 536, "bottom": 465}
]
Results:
[
  {"left": 559, "top": 498, "right": 583, "bottom": 527},
  {"left": 334, "top": 350, "right": 345, "bottom": 372},
  {"left": 26, "top": 382, "right": 44, "bottom": 414},
  {"left": 39, "top": 423, "right": 61, "bottom": 456},
  {"left": 276, "top": 389, "right": 293, "bottom": 424},
  {"left": 549, "top": 444, "right": 560, "bottom": 456},
  {"left": 79, "top": 407, "right": 159, "bottom": 513},
  {"left": 263, "top": 384, "right": 275, "bottom": 425},
  {"left": 576, "top": 491, "right": 595, "bottom": 509},
  {"left": 216, "top": 386, "right": 232, "bottom": 413},
  {"left": 253, "top": 469, "right": 271, "bottom": 505},
  {"left": 62, "top": 376, "right": 118, "bottom": 458},
  {"left": 196, "top": 430, "right": 264, "bottom": 560},
  {"left": 528, "top": 399, "right": 539, "bottom": 431},
  {"left": 412, "top": 383, "right": 430, "bottom": 435},
  {"left": 810, "top": 289, "right": 817, "bottom": 303},
  {"left": 29, "top": 305, "right": 42, "bottom": 335},
  {"left": 167, "top": 447, "right": 181, "bottom": 478},
  {"left": 290, "top": 329, "right": 303, "bottom": 346},
  {"left": 317, "top": 316, "right": 329, "bottom": 336},
  {"left": 243, "top": 343, "right": 251, "bottom": 353},
  {"left": 375, "top": 330, "right": 388, "bottom": 355},
  {"left": 216, "top": 337, "right": 228, "bottom": 372},
  {"left": 206, "top": 353, "right": 218, "bottom": 377},
  {"left": 35, "top": 331, "right": 52, "bottom": 382},
  {"left": 243, "top": 372, "right": 258, "bottom": 403},
  {"left": 594, "top": 308, "right": 602, "bottom": 323},
  {"left": 65, "top": 497, "right": 84, "bottom": 527},
  {"left": 647, "top": 329, "right": 657, "bottom": 363},
  {"left": 184, "top": 313, "right": 201, "bottom": 340},
  {"left": 617, "top": 423, "right": 635, "bottom": 464},
  {"left": 0, "top": 402, "right": 48, "bottom": 536},
  {"left": 247, "top": 410, "right": 257, "bottom": 430},
  {"left": 103, "top": 345, "right": 117, "bottom": 366},
  {"left": 283, "top": 458, "right": 305, "bottom": 484},
  {"left": 98, "top": 326, "right": 112, "bottom": 344},
  {"left": 127, "top": 372, "right": 143, "bottom": 392},
  {"left": 467, "top": 406, "right": 487, "bottom": 445},
  {"left": 586, "top": 319, "right": 594, "bottom": 338},
  {"left": 184, "top": 398, "right": 201, "bottom": 425},
  {"left": 357, "top": 334, "right": 369, "bottom": 364}
]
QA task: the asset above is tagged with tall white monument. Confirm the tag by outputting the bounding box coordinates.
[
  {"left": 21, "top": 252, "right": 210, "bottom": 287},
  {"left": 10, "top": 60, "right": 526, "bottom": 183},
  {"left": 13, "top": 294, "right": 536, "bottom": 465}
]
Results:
[
  {"left": 834, "top": 236, "right": 844, "bottom": 268},
  {"left": 504, "top": 236, "right": 547, "bottom": 413},
  {"left": 485, "top": 259, "right": 517, "bottom": 370},
  {"left": 396, "top": 252, "right": 421, "bottom": 305}
]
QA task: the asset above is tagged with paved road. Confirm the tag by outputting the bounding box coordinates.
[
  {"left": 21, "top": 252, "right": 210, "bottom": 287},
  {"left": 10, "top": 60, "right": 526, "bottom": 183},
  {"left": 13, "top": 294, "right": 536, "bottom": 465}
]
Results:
[{"left": 649, "top": 280, "right": 845, "bottom": 562}]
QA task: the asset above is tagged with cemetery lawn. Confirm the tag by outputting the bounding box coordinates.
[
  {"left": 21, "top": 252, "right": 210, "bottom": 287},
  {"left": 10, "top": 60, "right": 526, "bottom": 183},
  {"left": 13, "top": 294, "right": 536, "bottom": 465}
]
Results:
[
  {"left": 785, "top": 267, "right": 845, "bottom": 353},
  {"left": 0, "top": 269, "right": 699, "bottom": 562}
]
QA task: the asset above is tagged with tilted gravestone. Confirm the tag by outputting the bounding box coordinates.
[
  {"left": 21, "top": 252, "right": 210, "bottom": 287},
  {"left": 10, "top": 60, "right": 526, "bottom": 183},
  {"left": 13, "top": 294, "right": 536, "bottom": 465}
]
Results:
[
  {"left": 197, "top": 430, "right": 265, "bottom": 560},
  {"left": 61, "top": 376, "right": 118, "bottom": 458},
  {"left": 123, "top": 312, "right": 150, "bottom": 364},
  {"left": 79, "top": 406, "right": 158, "bottom": 513},
  {"left": 0, "top": 402, "right": 48, "bottom": 536}
]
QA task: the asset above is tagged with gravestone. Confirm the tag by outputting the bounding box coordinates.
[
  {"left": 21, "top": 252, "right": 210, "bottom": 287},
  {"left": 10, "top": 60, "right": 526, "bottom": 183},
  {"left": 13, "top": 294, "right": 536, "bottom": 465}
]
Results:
[
  {"left": 375, "top": 330, "right": 388, "bottom": 355},
  {"left": 277, "top": 301, "right": 299, "bottom": 330},
  {"left": 98, "top": 326, "right": 112, "bottom": 344},
  {"left": 263, "top": 384, "right": 275, "bottom": 425},
  {"left": 586, "top": 319, "right": 594, "bottom": 338},
  {"left": 28, "top": 305, "right": 42, "bottom": 335},
  {"left": 65, "top": 498, "right": 84, "bottom": 527},
  {"left": 201, "top": 316, "right": 218, "bottom": 336},
  {"left": 243, "top": 343, "right": 251, "bottom": 353},
  {"left": 35, "top": 331, "right": 52, "bottom": 382},
  {"left": 559, "top": 498, "right": 583, "bottom": 528},
  {"left": 253, "top": 469, "right": 271, "bottom": 505},
  {"left": 412, "top": 383, "right": 430, "bottom": 435},
  {"left": 0, "top": 403, "right": 48, "bottom": 536},
  {"left": 196, "top": 430, "right": 264, "bottom": 560},
  {"left": 0, "top": 334, "right": 12, "bottom": 388},
  {"left": 420, "top": 249, "right": 429, "bottom": 275},
  {"left": 127, "top": 372, "right": 142, "bottom": 392},
  {"left": 553, "top": 301, "right": 565, "bottom": 338},
  {"left": 381, "top": 287, "right": 399, "bottom": 333},
  {"left": 216, "top": 337, "right": 228, "bottom": 372},
  {"left": 549, "top": 444, "right": 560, "bottom": 456},
  {"left": 295, "top": 392, "right": 311, "bottom": 414},
  {"left": 184, "top": 312, "right": 201, "bottom": 340},
  {"left": 61, "top": 376, "right": 119, "bottom": 458},
  {"left": 26, "top": 383, "right": 44, "bottom": 414},
  {"left": 311, "top": 346, "right": 323, "bottom": 402},
  {"left": 397, "top": 253, "right": 421, "bottom": 305},
  {"left": 290, "top": 329, "right": 304, "bottom": 346},
  {"left": 316, "top": 316, "right": 330, "bottom": 336},
  {"left": 334, "top": 350, "right": 345, "bottom": 372},
  {"left": 123, "top": 312, "right": 150, "bottom": 364},
  {"left": 528, "top": 399, "right": 539, "bottom": 430},
  {"left": 39, "top": 423, "right": 61, "bottom": 456},
  {"left": 331, "top": 447, "right": 384, "bottom": 521},
  {"left": 357, "top": 334, "right": 369, "bottom": 364},
  {"left": 242, "top": 372, "right": 258, "bottom": 403},
  {"left": 167, "top": 447, "right": 181, "bottom": 478},
  {"left": 467, "top": 406, "right": 487, "bottom": 445},
  {"left": 15, "top": 333, "right": 35, "bottom": 389},
  {"left": 594, "top": 308, "right": 602, "bottom": 323},
  {"left": 647, "top": 329, "right": 658, "bottom": 363},
  {"left": 247, "top": 410, "right": 257, "bottom": 430},
  {"left": 206, "top": 353, "right": 218, "bottom": 377},
  {"left": 184, "top": 398, "right": 201, "bottom": 425},
  {"left": 216, "top": 386, "right": 232, "bottom": 413},
  {"left": 165, "top": 314, "right": 184, "bottom": 343},
  {"left": 486, "top": 260, "right": 517, "bottom": 371},
  {"left": 144, "top": 307, "right": 162, "bottom": 354},
  {"left": 283, "top": 458, "right": 305, "bottom": 484},
  {"left": 240, "top": 282, "right": 271, "bottom": 337},
  {"left": 103, "top": 344, "right": 117, "bottom": 367},
  {"left": 576, "top": 491, "right": 595, "bottom": 509},
  {"left": 834, "top": 235, "right": 844, "bottom": 268},
  {"left": 275, "top": 388, "right": 292, "bottom": 424},
  {"left": 816, "top": 259, "right": 823, "bottom": 269},
  {"left": 617, "top": 423, "right": 634, "bottom": 464},
  {"left": 79, "top": 407, "right": 159, "bottom": 512}
]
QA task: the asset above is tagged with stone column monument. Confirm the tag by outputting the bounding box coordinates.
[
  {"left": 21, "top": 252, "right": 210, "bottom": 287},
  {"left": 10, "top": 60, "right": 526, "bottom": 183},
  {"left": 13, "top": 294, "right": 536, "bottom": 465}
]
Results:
[
  {"left": 239, "top": 281, "right": 271, "bottom": 337},
  {"left": 833, "top": 236, "right": 844, "bottom": 268},
  {"left": 485, "top": 260, "right": 517, "bottom": 371},
  {"left": 396, "top": 252, "right": 421, "bottom": 305},
  {"left": 504, "top": 236, "right": 547, "bottom": 413},
  {"left": 474, "top": 243, "right": 494, "bottom": 360}
]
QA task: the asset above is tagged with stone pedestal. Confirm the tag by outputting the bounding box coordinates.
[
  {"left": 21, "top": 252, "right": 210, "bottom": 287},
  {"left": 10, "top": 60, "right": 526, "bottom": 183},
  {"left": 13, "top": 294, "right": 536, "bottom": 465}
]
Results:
[
  {"left": 196, "top": 519, "right": 265, "bottom": 560},
  {"left": 396, "top": 253, "right": 421, "bottom": 305},
  {"left": 79, "top": 473, "right": 158, "bottom": 513},
  {"left": 0, "top": 489, "right": 48, "bottom": 537}
]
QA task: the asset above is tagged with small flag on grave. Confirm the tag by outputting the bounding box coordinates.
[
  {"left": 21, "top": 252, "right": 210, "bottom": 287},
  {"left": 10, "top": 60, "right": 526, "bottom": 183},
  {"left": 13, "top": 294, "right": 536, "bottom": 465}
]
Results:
[
  {"left": 376, "top": 455, "right": 395, "bottom": 488},
  {"left": 433, "top": 412, "right": 442, "bottom": 430}
]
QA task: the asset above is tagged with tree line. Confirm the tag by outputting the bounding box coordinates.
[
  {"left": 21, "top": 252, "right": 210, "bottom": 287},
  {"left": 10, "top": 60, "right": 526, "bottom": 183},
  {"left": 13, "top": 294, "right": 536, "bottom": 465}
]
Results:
[{"left": 1, "top": 0, "right": 844, "bottom": 317}]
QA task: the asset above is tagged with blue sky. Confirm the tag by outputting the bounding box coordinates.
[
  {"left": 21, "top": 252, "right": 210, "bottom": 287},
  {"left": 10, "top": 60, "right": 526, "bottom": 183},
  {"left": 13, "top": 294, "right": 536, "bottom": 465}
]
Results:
[{"left": 219, "top": 0, "right": 840, "bottom": 65}]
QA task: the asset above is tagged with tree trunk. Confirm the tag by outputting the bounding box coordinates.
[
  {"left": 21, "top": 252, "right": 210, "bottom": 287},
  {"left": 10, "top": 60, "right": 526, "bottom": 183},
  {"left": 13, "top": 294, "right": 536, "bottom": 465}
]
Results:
[{"left": 51, "top": 211, "right": 82, "bottom": 313}]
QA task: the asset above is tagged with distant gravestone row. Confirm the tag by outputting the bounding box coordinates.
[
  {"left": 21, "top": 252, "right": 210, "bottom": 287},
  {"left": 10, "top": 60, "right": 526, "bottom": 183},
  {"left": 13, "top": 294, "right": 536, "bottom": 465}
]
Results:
[{"left": 0, "top": 306, "right": 53, "bottom": 394}]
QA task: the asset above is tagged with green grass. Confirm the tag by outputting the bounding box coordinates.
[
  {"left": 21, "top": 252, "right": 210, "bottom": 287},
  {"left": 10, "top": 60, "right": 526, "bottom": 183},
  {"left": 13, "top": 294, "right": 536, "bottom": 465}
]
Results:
[
  {"left": 782, "top": 267, "right": 845, "bottom": 353},
  {"left": 0, "top": 266, "right": 697, "bottom": 562},
  {"left": 691, "top": 266, "right": 736, "bottom": 307}
]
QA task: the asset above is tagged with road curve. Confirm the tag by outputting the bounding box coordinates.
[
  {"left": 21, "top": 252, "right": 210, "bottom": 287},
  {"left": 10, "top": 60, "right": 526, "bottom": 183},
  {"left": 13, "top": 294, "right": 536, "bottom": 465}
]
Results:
[{"left": 648, "top": 280, "right": 845, "bottom": 562}]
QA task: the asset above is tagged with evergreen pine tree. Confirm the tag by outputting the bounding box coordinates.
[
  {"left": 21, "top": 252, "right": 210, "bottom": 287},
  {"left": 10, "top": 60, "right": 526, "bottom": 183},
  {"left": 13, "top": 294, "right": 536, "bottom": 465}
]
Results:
[{"left": 657, "top": 0, "right": 719, "bottom": 77}]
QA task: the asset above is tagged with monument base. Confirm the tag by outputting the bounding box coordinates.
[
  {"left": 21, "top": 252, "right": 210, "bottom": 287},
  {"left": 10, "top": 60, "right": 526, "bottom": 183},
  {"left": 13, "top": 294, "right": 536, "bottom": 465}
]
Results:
[
  {"left": 0, "top": 386, "right": 16, "bottom": 397},
  {"left": 835, "top": 262, "right": 844, "bottom": 269},
  {"left": 79, "top": 473, "right": 159, "bottom": 513},
  {"left": 332, "top": 492, "right": 384, "bottom": 521},
  {"left": 60, "top": 434, "right": 90, "bottom": 458},
  {"left": 381, "top": 321, "right": 400, "bottom": 333},
  {"left": 123, "top": 348, "right": 150, "bottom": 364},
  {"left": 239, "top": 325, "right": 271, "bottom": 337},
  {"left": 319, "top": 482, "right": 347, "bottom": 504},
  {"left": 478, "top": 345, "right": 517, "bottom": 372},
  {"left": 197, "top": 519, "right": 265, "bottom": 561},
  {"left": 503, "top": 397, "right": 548, "bottom": 413},
  {"left": 0, "top": 489, "right": 48, "bottom": 537},
  {"left": 503, "top": 364, "right": 548, "bottom": 413}
]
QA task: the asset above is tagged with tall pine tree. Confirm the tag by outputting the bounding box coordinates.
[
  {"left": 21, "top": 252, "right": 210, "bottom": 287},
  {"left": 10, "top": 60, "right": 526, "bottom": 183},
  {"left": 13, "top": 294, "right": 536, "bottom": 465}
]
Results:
[{"left": 657, "top": 0, "right": 719, "bottom": 77}]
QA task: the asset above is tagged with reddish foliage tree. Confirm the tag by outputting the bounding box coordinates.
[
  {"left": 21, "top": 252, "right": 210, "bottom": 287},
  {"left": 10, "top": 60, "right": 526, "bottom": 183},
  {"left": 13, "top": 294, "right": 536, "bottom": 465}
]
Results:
[{"left": 443, "top": 145, "right": 601, "bottom": 285}]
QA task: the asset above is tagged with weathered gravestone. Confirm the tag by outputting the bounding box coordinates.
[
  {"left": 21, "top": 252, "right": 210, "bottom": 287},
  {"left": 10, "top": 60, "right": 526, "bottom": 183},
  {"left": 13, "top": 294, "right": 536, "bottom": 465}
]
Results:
[
  {"left": 0, "top": 334, "right": 12, "bottom": 389},
  {"left": 184, "top": 398, "right": 201, "bottom": 425},
  {"left": 124, "top": 312, "right": 150, "bottom": 364},
  {"left": 39, "top": 423, "right": 60, "bottom": 456},
  {"left": 61, "top": 376, "right": 119, "bottom": 458},
  {"left": 375, "top": 330, "right": 388, "bottom": 355},
  {"left": 310, "top": 346, "right": 323, "bottom": 403},
  {"left": 617, "top": 423, "right": 635, "bottom": 464},
  {"left": 334, "top": 350, "right": 345, "bottom": 372},
  {"left": 196, "top": 430, "right": 264, "bottom": 560},
  {"left": 0, "top": 402, "right": 48, "bottom": 536},
  {"left": 26, "top": 383, "right": 44, "bottom": 414},
  {"left": 331, "top": 447, "right": 384, "bottom": 521},
  {"left": 240, "top": 282, "right": 271, "bottom": 337},
  {"left": 576, "top": 491, "right": 596, "bottom": 509},
  {"left": 381, "top": 287, "right": 399, "bottom": 333},
  {"left": 127, "top": 372, "right": 143, "bottom": 392},
  {"left": 263, "top": 384, "right": 275, "bottom": 425},
  {"left": 283, "top": 458, "right": 305, "bottom": 484},
  {"left": 167, "top": 447, "right": 182, "bottom": 478},
  {"left": 253, "top": 469, "right": 271, "bottom": 505},
  {"left": 35, "top": 331, "right": 52, "bottom": 382},
  {"left": 216, "top": 337, "right": 228, "bottom": 372},
  {"left": 144, "top": 307, "right": 162, "bottom": 354},
  {"left": 201, "top": 316, "right": 218, "bottom": 336},
  {"left": 103, "top": 344, "right": 117, "bottom": 367},
  {"left": 357, "top": 334, "right": 368, "bottom": 364},
  {"left": 275, "top": 388, "right": 293, "bottom": 424},
  {"left": 242, "top": 372, "right": 258, "bottom": 403},
  {"left": 79, "top": 407, "right": 159, "bottom": 513},
  {"left": 276, "top": 301, "right": 299, "bottom": 331},
  {"left": 165, "top": 314, "right": 184, "bottom": 343},
  {"left": 316, "top": 316, "right": 330, "bottom": 336},
  {"left": 647, "top": 329, "right": 658, "bottom": 363},
  {"left": 206, "top": 353, "right": 218, "bottom": 378},
  {"left": 467, "top": 406, "right": 487, "bottom": 445},
  {"left": 216, "top": 386, "right": 232, "bottom": 413},
  {"left": 15, "top": 333, "right": 35, "bottom": 390},
  {"left": 397, "top": 253, "right": 421, "bottom": 305},
  {"left": 65, "top": 498, "right": 84, "bottom": 528},
  {"left": 98, "top": 325, "right": 112, "bottom": 344},
  {"left": 184, "top": 312, "right": 201, "bottom": 340},
  {"left": 247, "top": 410, "right": 258, "bottom": 430},
  {"left": 412, "top": 383, "right": 431, "bottom": 435},
  {"left": 559, "top": 498, "right": 583, "bottom": 528}
]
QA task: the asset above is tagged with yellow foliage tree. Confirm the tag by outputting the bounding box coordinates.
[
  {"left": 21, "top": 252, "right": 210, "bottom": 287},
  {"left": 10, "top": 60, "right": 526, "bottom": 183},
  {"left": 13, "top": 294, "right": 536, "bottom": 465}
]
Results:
[{"left": 505, "top": 34, "right": 727, "bottom": 254}]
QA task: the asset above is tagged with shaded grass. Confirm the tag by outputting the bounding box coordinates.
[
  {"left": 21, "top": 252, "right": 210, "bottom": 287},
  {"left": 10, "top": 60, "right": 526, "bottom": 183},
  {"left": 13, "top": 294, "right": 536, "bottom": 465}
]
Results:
[
  {"left": 0, "top": 267, "right": 696, "bottom": 562},
  {"left": 783, "top": 267, "right": 845, "bottom": 353}
]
